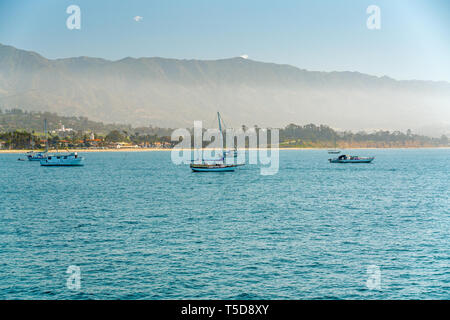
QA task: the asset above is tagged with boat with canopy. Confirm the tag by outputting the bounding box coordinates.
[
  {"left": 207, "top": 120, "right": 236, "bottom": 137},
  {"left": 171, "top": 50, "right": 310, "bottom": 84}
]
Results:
[{"left": 329, "top": 154, "right": 374, "bottom": 163}]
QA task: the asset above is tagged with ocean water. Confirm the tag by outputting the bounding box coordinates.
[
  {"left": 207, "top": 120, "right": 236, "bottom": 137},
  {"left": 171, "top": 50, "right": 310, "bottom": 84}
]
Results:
[{"left": 0, "top": 149, "right": 449, "bottom": 300}]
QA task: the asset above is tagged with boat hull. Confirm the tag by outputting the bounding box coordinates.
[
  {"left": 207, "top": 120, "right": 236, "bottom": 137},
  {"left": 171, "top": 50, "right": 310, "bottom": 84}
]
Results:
[
  {"left": 329, "top": 158, "right": 374, "bottom": 163},
  {"left": 190, "top": 164, "right": 237, "bottom": 172},
  {"left": 40, "top": 162, "right": 84, "bottom": 166},
  {"left": 191, "top": 167, "right": 235, "bottom": 172}
]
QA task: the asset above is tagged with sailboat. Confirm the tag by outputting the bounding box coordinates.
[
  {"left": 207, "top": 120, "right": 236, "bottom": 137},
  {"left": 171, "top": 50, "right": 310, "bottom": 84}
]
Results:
[
  {"left": 217, "top": 112, "right": 239, "bottom": 158},
  {"left": 190, "top": 112, "right": 241, "bottom": 172},
  {"left": 190, "top": 159, "right": 238, "bottom": 172},
  {"left": 328, "top": 135, "right": 341, "bottom": 154},
  {"left": 27, "top": 119, "right": 48, "bottom": 161}
]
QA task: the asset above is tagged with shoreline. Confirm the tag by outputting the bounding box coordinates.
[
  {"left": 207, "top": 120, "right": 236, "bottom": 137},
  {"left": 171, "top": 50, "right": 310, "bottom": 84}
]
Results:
[{"left": 1, "top": 146, "right": 449, "bottom": 154}]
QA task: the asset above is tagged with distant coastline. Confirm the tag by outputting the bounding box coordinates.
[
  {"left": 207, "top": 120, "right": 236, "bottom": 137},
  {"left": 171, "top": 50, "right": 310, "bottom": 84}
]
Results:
[
  {"left": 2, "top": 146, "right": 449, "bottom": 154},
  {"left": 1, "top": 109, "right": 448, "bottom": 151}
]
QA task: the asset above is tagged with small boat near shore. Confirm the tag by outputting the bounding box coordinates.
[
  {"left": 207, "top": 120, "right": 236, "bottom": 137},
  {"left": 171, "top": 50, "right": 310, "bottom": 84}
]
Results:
[
  {"left": 27, "top": 151, "right": 47, "bottom": 161},
  {"left": 26, "top": 119, "right": 49, "bottom": 161},
  {"left": 40, "top": 152, "right": 84, "bottom": 166},
  {"left": 329, "top": 155, "right": 374, "bottom": 163},
  {"left": 328, "top": 136, "right": 341, "bottom": 154},
  {"left": 27, "top": 119, "right": 49, "bottom": 161},
  {"left": 224, "top": 149, "right": 238, "bottom": 158}
]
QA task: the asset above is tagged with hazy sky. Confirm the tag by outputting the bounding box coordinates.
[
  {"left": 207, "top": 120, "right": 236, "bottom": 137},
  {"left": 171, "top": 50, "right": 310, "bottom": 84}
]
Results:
[{"left": 0, "top": 0, "right": 449, "bottom": 82}]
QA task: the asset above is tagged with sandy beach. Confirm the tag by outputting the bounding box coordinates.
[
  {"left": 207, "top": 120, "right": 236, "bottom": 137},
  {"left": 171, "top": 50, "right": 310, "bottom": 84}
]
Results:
[{"left": 0, "top": 148, "right": 171, "bottom": 154}]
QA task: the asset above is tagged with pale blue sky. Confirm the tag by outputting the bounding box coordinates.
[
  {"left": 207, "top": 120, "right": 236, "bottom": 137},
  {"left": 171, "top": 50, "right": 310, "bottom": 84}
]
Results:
[{"left": 0, "top": 0, "right": 449, "bottom": 81}]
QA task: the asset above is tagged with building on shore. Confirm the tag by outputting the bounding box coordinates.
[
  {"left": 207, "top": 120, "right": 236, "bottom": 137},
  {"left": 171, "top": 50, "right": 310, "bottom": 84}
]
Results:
[{"left": 52, "top": 123, "right": 74, "bottom": 137}]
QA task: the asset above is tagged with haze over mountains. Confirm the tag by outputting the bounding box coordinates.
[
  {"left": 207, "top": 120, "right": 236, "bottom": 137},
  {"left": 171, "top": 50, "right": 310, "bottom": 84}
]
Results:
[{"left": 0, "top": 43, "right": 449, "bottom": 136}]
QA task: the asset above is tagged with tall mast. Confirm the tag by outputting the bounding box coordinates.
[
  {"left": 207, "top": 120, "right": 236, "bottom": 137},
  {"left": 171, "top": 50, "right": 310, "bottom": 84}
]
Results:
[
  {"left": 217, "top": 112, "right": 224, "bottom": 156},
  {"left": 44, "top": 118, "right": 48, "bottom": 153},
  {"left": 217, "top": 112, "right": 223, "bottom": 135}
]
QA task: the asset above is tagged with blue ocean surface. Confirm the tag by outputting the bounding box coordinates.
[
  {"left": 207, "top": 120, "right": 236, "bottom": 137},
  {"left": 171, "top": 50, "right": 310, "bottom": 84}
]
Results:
[{"left": 0, "top": 149, "right": 449, "bottom": 299}]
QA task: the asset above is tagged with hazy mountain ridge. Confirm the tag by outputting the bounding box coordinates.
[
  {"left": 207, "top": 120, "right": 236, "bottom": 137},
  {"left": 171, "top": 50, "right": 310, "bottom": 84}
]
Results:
[{"left": 0, "top": 43, "right": 449, "bottom": 136}]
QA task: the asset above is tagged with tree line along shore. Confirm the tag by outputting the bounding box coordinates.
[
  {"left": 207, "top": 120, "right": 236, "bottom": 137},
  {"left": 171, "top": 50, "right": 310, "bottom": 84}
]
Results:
[{"left": 0, "top": 108, "right": 448, "bottom": 150}]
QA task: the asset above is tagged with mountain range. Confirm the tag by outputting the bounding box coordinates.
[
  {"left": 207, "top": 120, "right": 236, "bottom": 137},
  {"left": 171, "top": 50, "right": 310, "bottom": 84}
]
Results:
[{"left": 0, "top": 43, "right": 449, "bottom": 136}]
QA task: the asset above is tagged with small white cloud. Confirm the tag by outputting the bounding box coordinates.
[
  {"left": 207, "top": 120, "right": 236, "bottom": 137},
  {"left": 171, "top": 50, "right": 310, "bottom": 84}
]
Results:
[
  {"left": 240, "top": 54, "right": 249, "bottom": 59},
  {"left": 133, "top": 16, "right": 143, "bottom": 22}
]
